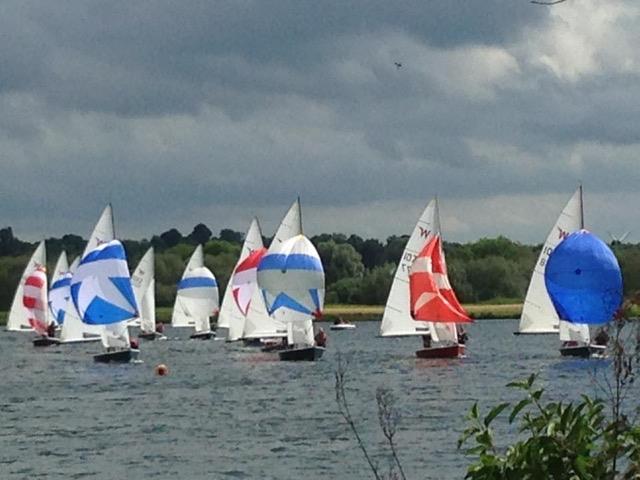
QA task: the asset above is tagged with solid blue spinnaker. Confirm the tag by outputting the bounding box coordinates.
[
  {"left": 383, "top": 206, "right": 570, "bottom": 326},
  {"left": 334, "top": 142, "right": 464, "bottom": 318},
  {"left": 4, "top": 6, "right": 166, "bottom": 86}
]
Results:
[{"left": 544, "top": 230, "right": 622, "bottom": 325}]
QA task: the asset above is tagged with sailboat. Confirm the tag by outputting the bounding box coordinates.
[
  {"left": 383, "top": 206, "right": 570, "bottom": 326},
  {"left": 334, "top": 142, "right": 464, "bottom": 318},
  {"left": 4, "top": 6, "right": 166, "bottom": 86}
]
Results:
[
  {"left": 379, "top": 199, "right": 437, "bottom": 337},
  {"left": 217, "top": 218, "right": 266, "bottom": 342},
  {"left": 257, "top": 199, "right": 326, "bottom": 361},
  {"left": 411, "top": 233, "right": 472, "bottom": 359},
  {"left": 25, "top": 266, "right": 60, "bottom": 347},
  {"left": 6, "top": 241, "right": 46, "bottom": 332},
  {"left": 131, "top": 247, "right": 164, "bottom": 340},
  {"left": 240, "top": 202, "right": 302, "bottom": 346},
  {"left": 545, "top": 229, "right": 622, "bottom": 358},
  {"left": 171, "top": 245, "right": 219, "bottom": 339},
  {"left": 71, "top": 239, "right": 140, "bottom": 363},
  {"left": 515, "top": 187, "right": 583, "bottom": 335},
  {"left": 58, "top": 206, "right": 114, "bottom": 344}
]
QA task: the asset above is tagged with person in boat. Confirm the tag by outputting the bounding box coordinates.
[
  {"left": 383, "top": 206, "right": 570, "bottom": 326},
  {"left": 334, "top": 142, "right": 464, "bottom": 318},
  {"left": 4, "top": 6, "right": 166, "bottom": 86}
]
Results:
[
  {"left": 593, "top": 327, "right": 609, "bottom": 346},
  {"left": 333, "top": 316, "right": 349, "bottom": 325},
  {"left": 130, "top": 338, "right": 139, "bottom": 350},
  {"left": 315, "top": 328, "right": 327, "bottom": 347},
  {"left": 422, "top": 334, "right": 432, "bottom": 348},
  {"left": 46, "top": 322, "right": 56, "bottom": 339},
  {"left": 457, "top": 326, "right": 468, "bottom": 345},
  {"left": 155, "top": 323, "right": 165, "bottom": 334},
  {"left": 562, "top": 340, "right": 579, "bottom": 347}
]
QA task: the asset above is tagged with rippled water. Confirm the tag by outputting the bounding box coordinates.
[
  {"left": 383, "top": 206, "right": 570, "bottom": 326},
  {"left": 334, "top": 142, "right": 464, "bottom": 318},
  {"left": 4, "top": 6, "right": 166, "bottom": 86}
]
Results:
[{"left": 0, "top": 319, "right": 619, "bottom": 479}]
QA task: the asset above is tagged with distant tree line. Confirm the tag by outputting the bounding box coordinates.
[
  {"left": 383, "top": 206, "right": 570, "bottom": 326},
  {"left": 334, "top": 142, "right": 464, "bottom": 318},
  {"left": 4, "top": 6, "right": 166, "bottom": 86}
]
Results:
[{"left": 1, "top": 225, "right": 639, "bottom": 311}]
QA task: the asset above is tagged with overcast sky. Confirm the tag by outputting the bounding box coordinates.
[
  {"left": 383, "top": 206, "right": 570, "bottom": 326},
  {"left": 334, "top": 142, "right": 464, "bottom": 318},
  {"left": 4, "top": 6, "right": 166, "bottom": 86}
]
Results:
[{"left": 1, "top": 0, "right": 639, "bottom": 244}]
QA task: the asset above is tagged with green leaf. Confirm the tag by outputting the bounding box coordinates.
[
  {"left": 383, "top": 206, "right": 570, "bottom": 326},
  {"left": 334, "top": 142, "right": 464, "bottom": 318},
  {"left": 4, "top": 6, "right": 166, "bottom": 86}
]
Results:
[
  {"left": 509, "top": 398, "right": 531, "bottom": 424},
  {"left": 484, "top": 402, "right": 510, "bottom": 427}
]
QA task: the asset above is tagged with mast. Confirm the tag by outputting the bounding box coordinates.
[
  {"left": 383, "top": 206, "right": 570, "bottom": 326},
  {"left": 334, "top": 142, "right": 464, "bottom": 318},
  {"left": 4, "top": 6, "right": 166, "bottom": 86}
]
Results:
[
  {"left": 297, "top": 196, "right": 303, "bottom": 235},
  {"left": 579, "top": 184, "right": 584, "bottom": 229}
]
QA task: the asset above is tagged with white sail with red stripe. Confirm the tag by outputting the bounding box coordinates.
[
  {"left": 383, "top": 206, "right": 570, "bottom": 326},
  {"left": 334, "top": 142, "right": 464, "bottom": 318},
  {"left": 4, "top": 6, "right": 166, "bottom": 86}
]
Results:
[{"left": 22, "top": 266, "right": 49, "bottom": 335}]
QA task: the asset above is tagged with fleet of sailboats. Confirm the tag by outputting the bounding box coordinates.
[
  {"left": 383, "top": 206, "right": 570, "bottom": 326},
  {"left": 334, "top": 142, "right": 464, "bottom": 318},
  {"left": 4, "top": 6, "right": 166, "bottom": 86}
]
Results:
[{"left": 3, "top": 190, "right": 626, "bottom": 364}]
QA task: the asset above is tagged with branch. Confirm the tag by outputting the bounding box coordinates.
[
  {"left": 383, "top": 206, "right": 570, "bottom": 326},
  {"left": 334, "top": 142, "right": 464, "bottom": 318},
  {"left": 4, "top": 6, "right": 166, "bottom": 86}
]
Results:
[
  {"left": 376, "top": 387, "right": 407, "bottom": 480},
  {"left": 335, "top": 354, "right": 382, "bottom": 480}
]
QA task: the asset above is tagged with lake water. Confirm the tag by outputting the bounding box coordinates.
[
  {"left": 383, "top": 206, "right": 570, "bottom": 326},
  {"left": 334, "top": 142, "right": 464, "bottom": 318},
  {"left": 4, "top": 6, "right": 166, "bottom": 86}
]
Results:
[{"left": 0, "top": 319, "right": 619, "bottom": 479}]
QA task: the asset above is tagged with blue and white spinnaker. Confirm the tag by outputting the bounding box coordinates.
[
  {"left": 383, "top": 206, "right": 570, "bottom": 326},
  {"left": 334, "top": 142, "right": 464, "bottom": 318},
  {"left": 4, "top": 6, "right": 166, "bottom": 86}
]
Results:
[
  {"left": 71, "top": 240, "right": 138, "bottom": 326},
  {"left": 257, "top": 234, "right": 325, "bottom": 322}
]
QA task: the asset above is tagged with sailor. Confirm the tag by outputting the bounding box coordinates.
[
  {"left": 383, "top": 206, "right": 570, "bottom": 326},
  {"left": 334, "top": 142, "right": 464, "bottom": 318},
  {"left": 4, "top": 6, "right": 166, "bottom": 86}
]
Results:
[
  {"left": 457, "top": 326, "right": 468, "bottom": 345},
  {"left": 422, "top": 334, "right": 432, "bottom": 348},
  {"left": 315, "top": 328, "right": 327, "bottom": 347},
  {"left": 46, "top": 322, "right": 56, "bottom": 338},
  {"left": 155, "top": 323, "right": 165, "bottom": 334},
  {"left": 593, "top": 328, "right": 609, "bottom": 346}
]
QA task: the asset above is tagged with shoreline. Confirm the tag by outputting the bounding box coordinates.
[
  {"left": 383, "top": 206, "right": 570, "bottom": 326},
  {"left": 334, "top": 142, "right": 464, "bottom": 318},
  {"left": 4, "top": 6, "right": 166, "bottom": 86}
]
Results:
[{"left": 0, "top": 304, "right": 522, "bottom": 326}]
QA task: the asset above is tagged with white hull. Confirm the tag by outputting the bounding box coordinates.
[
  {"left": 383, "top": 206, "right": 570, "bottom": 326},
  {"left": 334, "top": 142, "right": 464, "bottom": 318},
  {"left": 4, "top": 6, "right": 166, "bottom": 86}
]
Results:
[{"left": 330, "top": 323, "right": 356, "bottom": 330}]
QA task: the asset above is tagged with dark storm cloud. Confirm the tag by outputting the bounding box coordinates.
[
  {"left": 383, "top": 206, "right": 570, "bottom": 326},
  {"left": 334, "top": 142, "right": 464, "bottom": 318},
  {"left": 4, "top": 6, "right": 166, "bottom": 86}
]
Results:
[{"left": 1, "top": 0, "right": 639, "bottom": 242}]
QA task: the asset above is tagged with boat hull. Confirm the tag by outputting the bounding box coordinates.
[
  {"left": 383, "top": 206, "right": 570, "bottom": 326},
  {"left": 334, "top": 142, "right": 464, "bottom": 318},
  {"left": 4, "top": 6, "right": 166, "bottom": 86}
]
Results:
[
  {"left": 513, "top": 330, "right": 559, "bottom": 336},
  {"left": 330, "top": 324, "right": 356, "bottom": 330},
  {"left": 261, "top": 341, "right": 288, "bottom": 353},
  {"left": 33, "top": 336, "right": 61, "bottom": 347},
  {"left": 139, "top": 331, "right": 166, "bottom": 341},
  {"left": 59, "top": 336, "right": 101, "bottom": 344},
  {"left": 279, "top": 346, "right": 325, "bottom": 361},
  {"left": 190, "top": 331, "right": 214, "bottom": 340},
  {"left": 94, "top": 348, "right": 140, "bottom": 363},
  {"left": 416, "top": 344, "right": 465, "bottom": 359},
  {"left": 560, "top": 344, "right": 607, "bottom": 358}
]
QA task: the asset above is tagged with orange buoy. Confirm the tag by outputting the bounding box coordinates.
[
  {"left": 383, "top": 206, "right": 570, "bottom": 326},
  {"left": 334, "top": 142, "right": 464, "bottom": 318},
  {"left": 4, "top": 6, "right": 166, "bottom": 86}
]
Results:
[{"left": 155, "top": 364, "right": 169, "bottom": 376}]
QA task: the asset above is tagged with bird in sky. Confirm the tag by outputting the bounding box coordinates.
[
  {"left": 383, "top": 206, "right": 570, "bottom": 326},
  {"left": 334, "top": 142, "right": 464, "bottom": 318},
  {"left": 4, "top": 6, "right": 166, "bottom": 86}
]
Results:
[{"left": 394, "top": 62, "right": 402, "bottom": 69}]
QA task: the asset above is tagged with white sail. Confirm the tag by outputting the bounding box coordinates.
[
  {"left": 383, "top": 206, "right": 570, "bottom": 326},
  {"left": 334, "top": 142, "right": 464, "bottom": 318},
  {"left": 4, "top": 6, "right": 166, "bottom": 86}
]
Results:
[
  {"left": 59, "top": 300, "right": 103, "bottom": 342},
  {"left": 286, "top": 319, "right": 315, "bottom": 347},
  {"left": 49, "top": 250, "right": 70, "bottom": 326},
  {"left": 380, "top": 200, "right": 438, "bottom": 337},
  {"left": 218, "top": 218, "right": 265, "bottom": 341},
  {"left": 269, "top": 199, "right": 302, "bottom": 252},
  {"left": 518, "top": 187, "right": 583, "bottom": 334},
  {"left": 7, "top": 241, "right": 46, "bottom": 331},
  {"left": 130, "top": 247, "right": 154, "bottom": 328},
  {"left": 243, "top": 286, "right": 287, "bottom": 339},
  {"left": 559, "top": 320, "right": 590, "bottom": 344},
  {"left": 69, "top": 256, "right": 80, "bottom": 273},
  {"left": 140, "top": 279, "right": 156, "bottom": 333},
  {"left": 82, "top": 204, "right": 115, "bottom": 258}
]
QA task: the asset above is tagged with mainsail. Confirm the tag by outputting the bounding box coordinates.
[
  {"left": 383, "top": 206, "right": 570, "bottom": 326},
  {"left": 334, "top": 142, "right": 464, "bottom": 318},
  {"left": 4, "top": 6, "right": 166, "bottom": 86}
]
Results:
[
  {"left": 517, "top": 187, "right": 583, "bottom": 334},
  {"left": 7, "top": 240, "right": 46, "bottom": 331},
  {"left": 49, "top": 250, "right": 71, "bottom": 326},
  {"left": 130, "top": 247, "right": 155, "bottom": 330}
]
